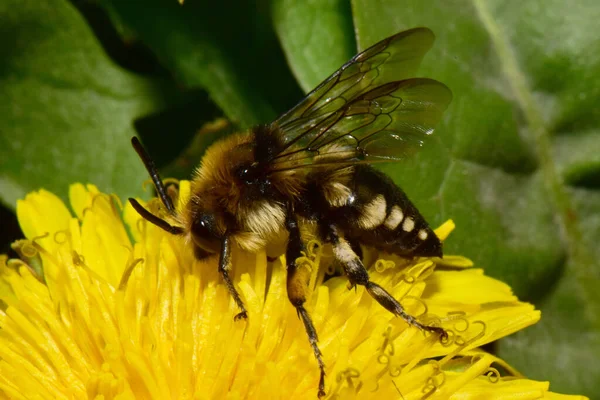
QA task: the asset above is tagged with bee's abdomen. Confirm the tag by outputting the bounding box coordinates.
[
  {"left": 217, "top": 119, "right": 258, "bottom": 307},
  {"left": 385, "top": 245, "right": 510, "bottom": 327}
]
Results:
[{"left": 319, "top": 166, "right": 442, "bottom": 258}]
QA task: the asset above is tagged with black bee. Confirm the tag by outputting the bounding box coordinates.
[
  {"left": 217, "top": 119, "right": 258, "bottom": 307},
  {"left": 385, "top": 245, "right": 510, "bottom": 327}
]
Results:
[{"left": 129, "top": 27, "right": 452, "bottom": 397}]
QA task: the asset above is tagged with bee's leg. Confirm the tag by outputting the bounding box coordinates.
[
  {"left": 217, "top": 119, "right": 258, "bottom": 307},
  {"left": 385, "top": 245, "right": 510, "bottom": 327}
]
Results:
[
  {"left": 285, "top": 215, "right": 326, "bottom": 398},
  {"left": 346, "top": 236, "right": 363, "bottom": 260},
  {"left": 219, "top": 236, "right": 248, "bottom": 321},
  {"left": 324, "top": 224, "right": 448, "bottom": 340}
]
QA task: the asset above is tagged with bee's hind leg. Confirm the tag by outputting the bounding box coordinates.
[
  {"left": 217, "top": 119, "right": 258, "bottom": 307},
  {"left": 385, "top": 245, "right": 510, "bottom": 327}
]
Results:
[
  {"left": 323, "top": 223, "right": 448, "bottom": 341},
  {"left": 346, "top": 236, "right": 363, "bottom": 260},
  {"left": 285, "top": 214, "right": 326, "bottom": 398}
]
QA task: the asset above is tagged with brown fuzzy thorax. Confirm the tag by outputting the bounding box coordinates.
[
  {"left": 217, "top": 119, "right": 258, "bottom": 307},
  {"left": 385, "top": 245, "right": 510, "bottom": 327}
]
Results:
[
  {"left": 192, "top": 134, "right": 252, "bottom": 210},
  {"left": 179, "top": 131, "right": 305, "bottom": 252}
]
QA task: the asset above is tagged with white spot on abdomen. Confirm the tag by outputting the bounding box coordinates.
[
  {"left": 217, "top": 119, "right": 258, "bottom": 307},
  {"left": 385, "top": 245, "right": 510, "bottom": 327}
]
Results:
[
  {"left": 402, "top": 217, "right": 415, "bottom": 232},
  {"left": 358, "top": 195, "right": 387, "bottom": 229},
  {"left": 323, "top": 182, "right": 353, "bottom": 208},
  {"left": 418, "top": 229, "right": 428, "bottom": 240},
  {"left": 384, "top": 206, "right": 404, "bottom": 230}
]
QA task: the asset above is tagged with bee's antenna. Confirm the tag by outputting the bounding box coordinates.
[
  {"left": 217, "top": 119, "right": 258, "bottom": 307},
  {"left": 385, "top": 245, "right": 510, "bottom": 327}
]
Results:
[
  {"left": 128, "top": 198, "right": 184, "bottom": 235},
  {"left": 131, "top": 137, "right": 176, "bottom": 213}
]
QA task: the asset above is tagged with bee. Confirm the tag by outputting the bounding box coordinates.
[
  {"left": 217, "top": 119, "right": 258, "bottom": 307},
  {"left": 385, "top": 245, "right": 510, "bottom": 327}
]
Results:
[{"left": 129, "top": 27, "right": 451, "bottom": 397}]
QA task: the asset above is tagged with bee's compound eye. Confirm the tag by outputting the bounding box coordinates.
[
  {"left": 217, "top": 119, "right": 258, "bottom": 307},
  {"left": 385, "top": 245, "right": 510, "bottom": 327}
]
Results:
[{"left": 191, "top": 214, "right": 221, "bottom": 253}]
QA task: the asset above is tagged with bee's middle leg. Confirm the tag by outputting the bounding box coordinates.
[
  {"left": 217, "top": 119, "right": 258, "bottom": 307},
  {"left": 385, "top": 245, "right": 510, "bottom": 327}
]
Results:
[
  {"left": 323, "top": 223, "right": 447, "bottom": 340},
  {"left": 285, "top": 214, "right": 326, "bottom": 398}
]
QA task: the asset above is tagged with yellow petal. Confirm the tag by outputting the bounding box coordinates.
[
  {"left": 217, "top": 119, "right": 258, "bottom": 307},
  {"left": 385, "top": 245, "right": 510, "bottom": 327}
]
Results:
[
  {"left": 123, "top": 198, "right": 144, "bottom": 244},
  {"left": 435, "top": 219, "right": 455, "bottom": 241},
  {"left": 1, "top": 186, "right": 588, "bottom": 399},
  {"left": 78, "top": 191, "right": 132, "bottom": 285},
  {"left": 68, "top": 183, "right": 101, "bottom": 219},
  {"left": 16, "top": 189, "right": 71, "bottom": 252}
]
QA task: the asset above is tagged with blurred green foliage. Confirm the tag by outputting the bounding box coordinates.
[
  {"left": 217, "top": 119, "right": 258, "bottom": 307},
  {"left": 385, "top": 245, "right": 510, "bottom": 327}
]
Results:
[{"left": 0, "top": 0, "right": 598, "bottom": 396}]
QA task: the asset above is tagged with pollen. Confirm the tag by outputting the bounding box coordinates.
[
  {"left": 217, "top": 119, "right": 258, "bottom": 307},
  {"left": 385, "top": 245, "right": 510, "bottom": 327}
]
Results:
[{"left": 0, "top": 183, "right": 588, "bottom": 400}]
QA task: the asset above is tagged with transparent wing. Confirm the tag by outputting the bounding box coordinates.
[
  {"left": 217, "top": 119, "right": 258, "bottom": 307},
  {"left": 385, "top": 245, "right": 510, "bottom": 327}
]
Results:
[
  {"left": 267, "top": 27, "right": 452, "bottom": 171},
  {"left": 269, "top": 78, "right": 452, "bottom": 171}
]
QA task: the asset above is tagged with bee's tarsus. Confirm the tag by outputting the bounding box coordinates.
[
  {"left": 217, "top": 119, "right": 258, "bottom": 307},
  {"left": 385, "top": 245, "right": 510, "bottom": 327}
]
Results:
[
  {"left": 297, "top": 305, "right": 326, "bottom": 398},
  {"left": 318, "top": 385, "right": 326, "bottom": 398},
  {"left": 234, "top": 310, "right": 248, "bottom": 321},
  {"left": 427, "top": 325, "right": 449, "bottom": 341}
]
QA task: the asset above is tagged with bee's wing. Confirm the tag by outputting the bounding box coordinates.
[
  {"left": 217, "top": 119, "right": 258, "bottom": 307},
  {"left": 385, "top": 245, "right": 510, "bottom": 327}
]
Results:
[{"left": 268, "top": 27, "right": 452, "bottom": 171}]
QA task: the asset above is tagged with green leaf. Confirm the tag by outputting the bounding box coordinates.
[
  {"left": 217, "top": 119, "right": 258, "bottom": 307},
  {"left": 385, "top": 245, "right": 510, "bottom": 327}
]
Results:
[
  {"left": 0, "top": 0, "right": 169, "bottom": 208},
  {"left": 100, "top": 0, "right": 304, "bottom": 128},
  {"left": 271, "top": 0, "right": 355, "bottom": 92},
  {"left": 352, "top": 0, "right": 600, "bottom": 396}
]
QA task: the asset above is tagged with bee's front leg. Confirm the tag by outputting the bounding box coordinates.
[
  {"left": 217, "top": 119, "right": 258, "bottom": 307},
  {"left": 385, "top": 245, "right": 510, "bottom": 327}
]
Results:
[
  {"left": 323, "top": 224, "right": 448, "bottom": 341},
  {"left": 219, "top": 236, "right": 248, "bottom": 321},
  {"left": 285, "top": 214, "right": 326, "bottom": 398}
]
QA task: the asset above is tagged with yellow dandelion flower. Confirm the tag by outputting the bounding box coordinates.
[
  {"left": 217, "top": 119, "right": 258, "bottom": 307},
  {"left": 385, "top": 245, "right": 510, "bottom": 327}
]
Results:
[{"left": 0, "top": 183, "right": 589, "bottom": 399}]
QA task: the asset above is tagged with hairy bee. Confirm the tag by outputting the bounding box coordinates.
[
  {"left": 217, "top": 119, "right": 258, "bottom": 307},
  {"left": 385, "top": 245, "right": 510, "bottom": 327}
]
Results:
[{"left": 130, "top": 27, "right": 451, "bottom": 397}]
